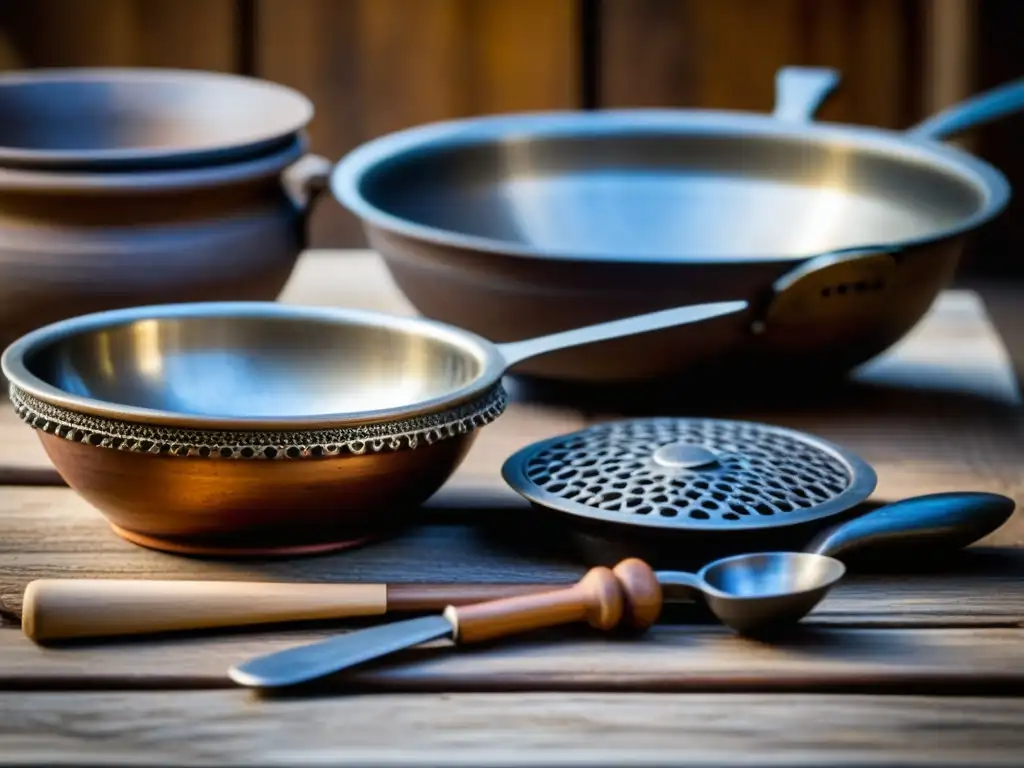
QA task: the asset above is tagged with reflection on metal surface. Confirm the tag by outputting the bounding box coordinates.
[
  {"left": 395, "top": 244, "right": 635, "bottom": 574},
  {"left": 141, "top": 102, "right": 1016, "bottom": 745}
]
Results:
[{"left": 700, "top": 551, "right": 842, "bottom": 597}]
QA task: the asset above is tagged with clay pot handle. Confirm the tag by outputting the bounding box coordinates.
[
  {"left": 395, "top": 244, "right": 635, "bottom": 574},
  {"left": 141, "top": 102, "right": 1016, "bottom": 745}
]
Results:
[{"left": 282, "top": 153, "right": 333, "bottom": 248}]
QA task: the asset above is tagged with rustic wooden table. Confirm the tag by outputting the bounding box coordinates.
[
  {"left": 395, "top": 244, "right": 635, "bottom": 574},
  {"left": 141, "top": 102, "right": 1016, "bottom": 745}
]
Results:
[{"left": 2, "top": 250, "right": 1023, "bottom": 766}]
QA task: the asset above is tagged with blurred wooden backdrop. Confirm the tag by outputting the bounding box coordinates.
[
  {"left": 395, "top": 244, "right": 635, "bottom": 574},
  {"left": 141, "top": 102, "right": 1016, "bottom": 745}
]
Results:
[{"left": 0, "top": 0, "right": 1021, "bottom": 277}]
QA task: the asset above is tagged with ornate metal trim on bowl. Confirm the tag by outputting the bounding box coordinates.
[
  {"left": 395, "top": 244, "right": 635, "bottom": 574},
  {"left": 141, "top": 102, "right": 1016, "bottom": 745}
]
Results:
[{"left": 8, "top": 383, "right": 509, "bottom": 460}]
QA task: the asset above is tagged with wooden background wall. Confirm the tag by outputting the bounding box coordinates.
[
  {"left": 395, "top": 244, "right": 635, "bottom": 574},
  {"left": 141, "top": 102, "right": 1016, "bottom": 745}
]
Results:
[{"left": 0, "top": 0, "right": 1021, "bottom": 277}]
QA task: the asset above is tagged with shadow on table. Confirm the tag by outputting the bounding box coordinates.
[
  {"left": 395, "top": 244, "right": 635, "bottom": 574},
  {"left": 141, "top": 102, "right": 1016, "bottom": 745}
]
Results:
[{"left": 505, "top": 366, "right": 1022, "bottom": 424}]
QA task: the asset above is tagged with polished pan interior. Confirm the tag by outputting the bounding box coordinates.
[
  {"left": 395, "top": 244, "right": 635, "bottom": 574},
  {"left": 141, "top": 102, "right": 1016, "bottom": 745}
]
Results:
[
  {"left": 339, "top": 113, "right": 1002, "bottom": 262},
  {"left": 3, "top": 303, "right": 503, "bottom": 428}
]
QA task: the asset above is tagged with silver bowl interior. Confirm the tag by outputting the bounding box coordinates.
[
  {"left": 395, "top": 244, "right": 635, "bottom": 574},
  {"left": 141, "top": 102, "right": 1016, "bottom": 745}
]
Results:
[
  {"left": 16, "top": 311, "right": 490, "bottom": 420},
  {"left": 0, "top": 69, "right": 312, "bottom": 168},
  {"left": 348, "top": 122, "right": 991, "bottom": 260}
]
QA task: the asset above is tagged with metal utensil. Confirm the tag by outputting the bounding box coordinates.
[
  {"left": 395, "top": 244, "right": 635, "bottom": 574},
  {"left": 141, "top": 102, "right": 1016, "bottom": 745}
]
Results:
[
  {"left": 502, "top": 417, "right": 880, "bottom": 541},
  {"left": 658, "top": 491, "right": 1014, "bottom": 635},
  {"left": 229, "top": 558, "right": 663, "bottom": 690},
  {"left": 332, "top": 66, "right": 1024, "bottom": 382},
  {"left": 2, "top": 299, "right": 745, "bottom": 555},
  {"left": 227, "top": 491, "right": 1012, "bottom": 689}
]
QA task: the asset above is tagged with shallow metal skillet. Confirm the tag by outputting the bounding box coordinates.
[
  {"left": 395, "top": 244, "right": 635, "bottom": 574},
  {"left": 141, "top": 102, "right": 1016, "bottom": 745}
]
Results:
[{"left": 332, "top": 67, "right": 1024, "bottom": 383}]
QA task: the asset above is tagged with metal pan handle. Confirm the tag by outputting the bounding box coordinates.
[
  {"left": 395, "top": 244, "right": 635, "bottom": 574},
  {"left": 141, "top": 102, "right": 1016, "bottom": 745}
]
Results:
[
  {"left": 495, "top": 301, "right": 749, "bottom": 371},
  {"left": 772, "top": 67, "right": 841, "bottom": 123},
  {"left": 906, "top": 77, "right": 1024, "bottom": 141}
]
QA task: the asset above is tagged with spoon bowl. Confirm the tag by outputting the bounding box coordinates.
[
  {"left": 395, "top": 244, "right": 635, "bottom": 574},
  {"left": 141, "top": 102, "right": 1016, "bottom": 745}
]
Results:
[{"left": 702, "top": 552, "right": 845, "bottom": 636}]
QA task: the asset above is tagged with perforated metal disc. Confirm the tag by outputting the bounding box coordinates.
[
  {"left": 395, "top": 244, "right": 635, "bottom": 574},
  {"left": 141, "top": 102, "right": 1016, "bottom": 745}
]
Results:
[{"left": 501, "top": 418, "right": 877, "bottom": 532}]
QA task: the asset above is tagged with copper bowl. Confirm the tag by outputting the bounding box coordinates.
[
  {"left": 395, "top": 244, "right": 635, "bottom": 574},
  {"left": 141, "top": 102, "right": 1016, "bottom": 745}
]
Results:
[{"left": 1, "top": 298, "right": 743, "bottom": 556}]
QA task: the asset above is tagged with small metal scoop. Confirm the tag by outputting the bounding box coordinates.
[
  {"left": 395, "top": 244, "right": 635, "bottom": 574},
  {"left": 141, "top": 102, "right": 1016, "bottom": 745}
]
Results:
[
  {"left": 228, "top": 491, "right": 1012, "bottom": 689},
  {"left": 655, "top": 490, "right": 1014, "bottom": 635}
]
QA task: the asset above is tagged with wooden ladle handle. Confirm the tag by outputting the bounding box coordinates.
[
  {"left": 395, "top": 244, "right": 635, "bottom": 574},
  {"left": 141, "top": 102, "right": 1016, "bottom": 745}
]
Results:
[{"left": 443, "top": 558, "right": 663, "bottom": 644}]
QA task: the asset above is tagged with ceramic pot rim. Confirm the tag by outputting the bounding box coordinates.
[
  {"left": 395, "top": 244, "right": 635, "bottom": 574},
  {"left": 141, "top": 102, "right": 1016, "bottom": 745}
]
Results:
[
  {"left": 0, "top": 67, "right": 315, "bottom": 170},
  {"left": 0, "top": 134, "right": 309, "bottom": 194}
]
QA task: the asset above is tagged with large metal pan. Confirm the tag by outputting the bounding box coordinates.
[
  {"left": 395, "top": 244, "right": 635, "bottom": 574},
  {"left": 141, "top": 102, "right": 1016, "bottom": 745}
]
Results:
[{"left": 332, "top": 67, "right": 1024, "bottom": 383}]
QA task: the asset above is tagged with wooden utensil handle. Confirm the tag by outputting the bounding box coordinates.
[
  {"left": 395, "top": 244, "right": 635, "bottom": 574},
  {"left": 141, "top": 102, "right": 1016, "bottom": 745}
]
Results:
[
  {"left": 444, "top": 558, "right": 662, "bottom": 645},
  {"left": 22, "top": 579, "right": 389, "bottom": 643}
]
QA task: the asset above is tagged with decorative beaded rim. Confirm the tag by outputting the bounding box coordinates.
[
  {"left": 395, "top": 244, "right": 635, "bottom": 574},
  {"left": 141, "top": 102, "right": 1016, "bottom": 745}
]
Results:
[{"left": 8, "top": 383, "right": 508, "bottom": 460}]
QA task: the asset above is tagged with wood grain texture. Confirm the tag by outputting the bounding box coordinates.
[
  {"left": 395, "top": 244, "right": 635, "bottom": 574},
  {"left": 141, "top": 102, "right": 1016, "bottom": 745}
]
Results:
[
  {"left": 2, "top": 623, "right": 1023, "bottom": 693},
  {"left": 20, "top": 579, "right": 389, "bottom": 643},
  {"left": 254, "top": 0, "right": 579, "bottom": 247},
  {"left": 0, "top": 0, "right": 240, "bottom": 72},
  {"left": 3, "top": 691, "right": 1024, "bottom": 766},
  {"left": 1, "top": 483, "right": 1023, "bottom": 624},
  {"left": 599, "top": 0, "right": 919, "bottom": 128},
  {"left": 446, "top": 565, "right": 626, "bottom": 644},
  {"left": 2, "top": 251, "right": 1023, "bottom": 619},
  {"left": 968, "top": 2, "right": 1024, "bottom": 279}
]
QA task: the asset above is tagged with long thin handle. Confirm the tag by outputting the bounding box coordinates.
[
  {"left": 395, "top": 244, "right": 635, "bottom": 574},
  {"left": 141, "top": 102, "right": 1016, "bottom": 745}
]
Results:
[
  {"left": 772, "top": 66, "right": 841, "bottom": 122},
  {"left": 496, "top": 301, "right": 748, "bottom": 370},
  {"left": 22, "top": 580, "right": 387, "bottom": 642},
  {"left": 21, "top": 579, "right": 562, "bottom": 642},
  {"left": 906, "top": 78, "right": 1024, "bottom": 140},
  {"left": 807, "top": 492, "right": 1015, "bottom": 560}
]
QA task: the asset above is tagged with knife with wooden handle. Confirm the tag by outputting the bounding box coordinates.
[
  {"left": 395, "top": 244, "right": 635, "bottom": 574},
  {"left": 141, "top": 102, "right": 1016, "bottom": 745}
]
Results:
[{"left": 20, "top": 578, "right": 563, "bottom": 643}]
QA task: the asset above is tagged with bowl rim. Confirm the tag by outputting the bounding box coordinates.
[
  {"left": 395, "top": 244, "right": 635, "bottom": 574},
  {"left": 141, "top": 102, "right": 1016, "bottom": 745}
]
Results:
[
  {"left": 0, "top": 67, "right": 315, "bottom": 168},
  {"left": 330, "top": 108, "right": 1010, "bottom": 264},
  {"left": 0, "top": 131, "right": 308, "bottom": 194},
  {"left": 1, "top": 301, "right": 509, "bottom": 431}
]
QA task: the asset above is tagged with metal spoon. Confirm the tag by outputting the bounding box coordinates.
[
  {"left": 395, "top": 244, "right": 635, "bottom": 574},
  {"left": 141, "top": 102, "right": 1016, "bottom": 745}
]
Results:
[
  {"left": 657, "top": 490, "right": 1014, "bottom": 635},
  {"left": 228, "top": 491, "right": 1012, "bottom": 689}
]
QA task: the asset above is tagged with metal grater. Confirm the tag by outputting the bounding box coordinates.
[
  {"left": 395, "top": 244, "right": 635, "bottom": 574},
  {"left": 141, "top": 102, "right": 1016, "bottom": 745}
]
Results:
[{"left": 501, "top": 418, "right": 877, "bottom": 532}]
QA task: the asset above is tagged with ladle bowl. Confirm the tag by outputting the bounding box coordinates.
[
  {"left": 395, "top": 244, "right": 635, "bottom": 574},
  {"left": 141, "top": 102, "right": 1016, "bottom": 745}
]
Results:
[
  {"left": 1, "top": 298, "right": 743, "bottom": 556},
  {"left": 658, "top": 552, "right": 846, "bottom": 636}
]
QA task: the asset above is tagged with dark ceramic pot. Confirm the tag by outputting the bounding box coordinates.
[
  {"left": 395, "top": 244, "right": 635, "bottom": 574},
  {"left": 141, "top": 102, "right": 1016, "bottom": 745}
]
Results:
[{"left": 0, "top": 68, "right": 329, "bottom": 356}]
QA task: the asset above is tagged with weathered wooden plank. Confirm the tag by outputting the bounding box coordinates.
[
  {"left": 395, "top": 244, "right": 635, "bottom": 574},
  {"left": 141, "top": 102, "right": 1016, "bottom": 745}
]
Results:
[
  {"left": 2, "top": 624, "right": 1023, "bottom": 694},
  {"left": 1, "top": 483, "right": 1022, "bottom": 623},
  {"left": 0, "top": 0, "right": 239, "bottom": 72},
  {"left": 599, "top": 0, "right": 919, "bottom": 129},
  {"left": 254, "top": 0, "right": 579, "bottom": 247},
  {"left": 4, "top": 691, "right": 1024, "bottom": 767}
]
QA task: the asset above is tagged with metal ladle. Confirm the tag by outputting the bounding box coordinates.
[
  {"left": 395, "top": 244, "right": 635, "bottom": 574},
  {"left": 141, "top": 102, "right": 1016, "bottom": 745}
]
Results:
[{"left": 228, "top": 491, "right": 1012, "bottom": 689}]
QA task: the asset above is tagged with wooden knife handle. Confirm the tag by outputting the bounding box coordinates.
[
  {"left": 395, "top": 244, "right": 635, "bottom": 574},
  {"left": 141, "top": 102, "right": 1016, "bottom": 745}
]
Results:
[
  {"left": 20, "top": 579, "right": 566, "bottom": 643},
  {"left": 22, "top": 579, "right": 389, "bottom": 643},
  {"left": 443, "top": 558, "right": 663, "bottom": 645}
]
